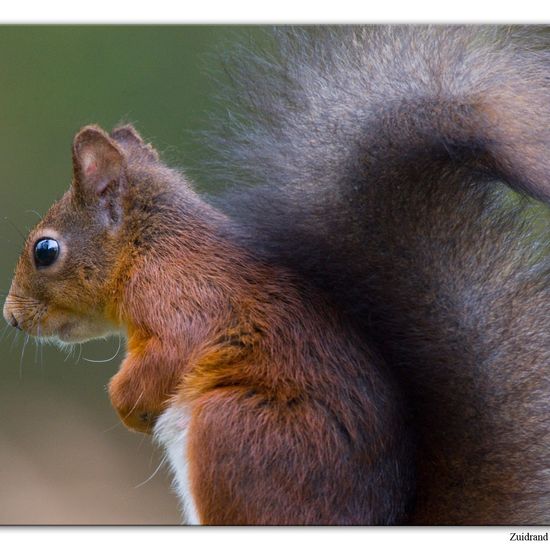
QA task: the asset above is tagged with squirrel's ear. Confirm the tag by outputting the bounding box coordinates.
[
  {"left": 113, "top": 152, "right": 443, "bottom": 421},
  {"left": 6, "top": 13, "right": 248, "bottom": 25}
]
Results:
[
  {"left": 110, "top": 124, "right": 144, "bottom": 145},
  {"left": 110, "top": 124, "right": 159, "bottom": 161},
  {"left": 72, "top": 125, "right": 125, "bottom": 197}
]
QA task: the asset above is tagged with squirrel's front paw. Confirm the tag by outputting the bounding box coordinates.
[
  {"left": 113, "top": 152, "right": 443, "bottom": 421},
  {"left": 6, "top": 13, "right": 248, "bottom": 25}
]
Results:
[{"left": 108, "top": 372, "right": 162, "bottom": 434}]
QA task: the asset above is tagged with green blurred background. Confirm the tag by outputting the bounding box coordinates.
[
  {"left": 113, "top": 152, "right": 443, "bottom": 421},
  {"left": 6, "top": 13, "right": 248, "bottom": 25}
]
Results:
[{"left": 0, "top": 25, "right": 253, "bottom": 525}]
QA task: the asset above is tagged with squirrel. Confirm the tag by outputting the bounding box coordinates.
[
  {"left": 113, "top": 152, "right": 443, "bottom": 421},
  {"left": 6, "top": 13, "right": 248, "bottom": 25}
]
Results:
[
  {"left": 3, "top": 26, "right": 550, "bottom": 525},
  {"left": 2, "top": 124, "right": 414, "bottom": 524}
]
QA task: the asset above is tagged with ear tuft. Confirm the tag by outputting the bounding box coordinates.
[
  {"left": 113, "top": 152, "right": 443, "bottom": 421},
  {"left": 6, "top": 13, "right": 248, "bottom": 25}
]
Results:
[
  {"left": 110, "top": 124, "right": 159, "bottom": 162},
  {"left": 72, "top": 125, "right": 124, "bottom": 196}
]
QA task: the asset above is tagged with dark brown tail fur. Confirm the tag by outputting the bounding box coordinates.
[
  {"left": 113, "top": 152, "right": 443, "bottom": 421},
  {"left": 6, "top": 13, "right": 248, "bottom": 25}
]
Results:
[{"left": 200, "top": 26, "right": 550, "bottom": 524}]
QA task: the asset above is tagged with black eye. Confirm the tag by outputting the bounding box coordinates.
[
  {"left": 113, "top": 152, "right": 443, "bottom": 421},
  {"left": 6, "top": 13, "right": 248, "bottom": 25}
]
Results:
[{"left": 34, "top": 238, "right": 60, "bottom": 268}]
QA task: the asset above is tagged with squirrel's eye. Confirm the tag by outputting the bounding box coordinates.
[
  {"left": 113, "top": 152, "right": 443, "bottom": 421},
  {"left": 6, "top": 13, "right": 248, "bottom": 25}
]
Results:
[{"left": 34, "top": 238, "right": 60, "bottom": 268}]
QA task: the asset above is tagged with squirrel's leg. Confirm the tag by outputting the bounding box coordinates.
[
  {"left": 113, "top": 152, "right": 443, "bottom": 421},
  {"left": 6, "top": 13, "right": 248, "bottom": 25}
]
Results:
[
  {"left": 166, "top": 387, "right": 394, "bottom": 525},
  {"left": 184, "top": 388, "right": 322, "bottom": 525},
  {"left": 108, "top": 336, "right": 183, "bottom": 434}
]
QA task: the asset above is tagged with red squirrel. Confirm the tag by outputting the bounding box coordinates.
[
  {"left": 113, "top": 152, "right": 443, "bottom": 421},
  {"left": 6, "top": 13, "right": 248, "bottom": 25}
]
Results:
[
  {"left": 4, "top": 26, "right": 550, "bottom": 525},
  {"left": 2, "top": 123, "right": 413, "bottom": 524}
]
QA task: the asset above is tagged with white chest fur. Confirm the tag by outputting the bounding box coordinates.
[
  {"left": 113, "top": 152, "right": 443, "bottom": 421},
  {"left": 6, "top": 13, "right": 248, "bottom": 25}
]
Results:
[{"left": 154, "top": 405, "right": 201, "bottom": 525}]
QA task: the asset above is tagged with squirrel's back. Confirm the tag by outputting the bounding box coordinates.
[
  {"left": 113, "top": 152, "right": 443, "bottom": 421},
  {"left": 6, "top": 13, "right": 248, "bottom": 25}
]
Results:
[{"left": 202, "top": 26, "right": 550, "bottom": 524}]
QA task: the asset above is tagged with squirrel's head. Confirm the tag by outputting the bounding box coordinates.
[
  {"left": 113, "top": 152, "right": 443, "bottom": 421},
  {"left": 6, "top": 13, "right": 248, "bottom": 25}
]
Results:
[{"left": 3, "top": 124, "right": 159, "bottom": 344}]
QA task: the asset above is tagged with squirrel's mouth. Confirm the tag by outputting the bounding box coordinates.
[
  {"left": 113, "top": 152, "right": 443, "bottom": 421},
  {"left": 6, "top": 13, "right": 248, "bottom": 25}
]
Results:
[{"left": 3, "top": 294, "right": 47, "bottom": 336}]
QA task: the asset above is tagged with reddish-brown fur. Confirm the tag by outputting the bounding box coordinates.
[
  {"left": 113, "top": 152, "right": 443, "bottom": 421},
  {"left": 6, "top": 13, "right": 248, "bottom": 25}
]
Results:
[{"left": 3, "top": 124, "right": 413, "bottom": 524}]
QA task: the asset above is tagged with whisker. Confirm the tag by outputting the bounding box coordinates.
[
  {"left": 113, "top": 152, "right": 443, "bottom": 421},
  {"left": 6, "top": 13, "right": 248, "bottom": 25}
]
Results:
[
  {"left": 39, "top": 333, "right": 44, "bottom": 373},
  {"left": 25, "top": 209, "right": 43, "bottom": 221},
  {"left": 19, "top": 334, "right": 29, "bottom": 379},
  {"left": 33, "top": 336, "right": 39, "bottom": 365},
  {"left": 137, "top": 429, "right": 149, "bottom": 451},
  {"left": 83, "top": 335, "right": 122, "bottom": 364},
  {"left": 134, "top": 456, "right": 168, "bottom": 489},
  {"left": 102, "top": 420, "right": 123, "bottom": 434},
  {"left": 4, "top": 217, "right": 27, "bottom": 243},
  {"left": 102, "top": 388, "right": 145, "bottom": 433},
  {"left": 64, "top": 344, "right": 75, "bottom": 362},
  {"left": 76, "top": 343, "right": 83, "bottom": 364},
  {"left": 124, "top": 391, "right": 145, "bottom": 419},
  {"left": 10, "top": 330, "right": 20, "bottom": 352}
]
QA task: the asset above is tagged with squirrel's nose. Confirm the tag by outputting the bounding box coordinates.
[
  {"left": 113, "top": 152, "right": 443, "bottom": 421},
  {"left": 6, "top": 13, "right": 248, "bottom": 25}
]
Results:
[
  {"left": 3, "top": 298, "right": 21, "bottom": 330},
  {"left": 8, "top": 313, "right": 20, "bottom": 330}
]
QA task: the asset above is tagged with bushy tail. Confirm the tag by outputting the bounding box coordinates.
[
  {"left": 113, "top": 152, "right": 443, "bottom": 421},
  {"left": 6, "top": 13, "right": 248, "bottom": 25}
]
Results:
[
  {"left": 202, "top": 26, "right": 550, "bottom": 524},
  {"left": 203, "top": 26, "right": 550, "bottom": 199}
]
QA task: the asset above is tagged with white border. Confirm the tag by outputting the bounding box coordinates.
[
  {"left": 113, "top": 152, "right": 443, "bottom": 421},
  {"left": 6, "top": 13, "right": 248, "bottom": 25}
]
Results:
[
  {"left": 0, "top": 0, "right": 549, "bottom": 23},
  {"left": 1, "top": 6, "right": 548, "bottom": 550},
  {"left": 3, "top": 526, "right": 550, "bottom": 550}
]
